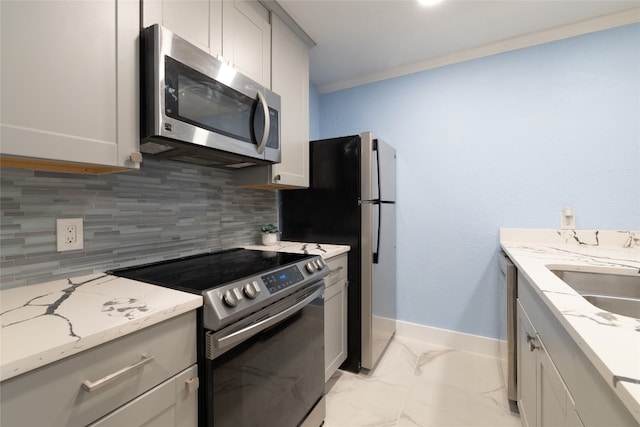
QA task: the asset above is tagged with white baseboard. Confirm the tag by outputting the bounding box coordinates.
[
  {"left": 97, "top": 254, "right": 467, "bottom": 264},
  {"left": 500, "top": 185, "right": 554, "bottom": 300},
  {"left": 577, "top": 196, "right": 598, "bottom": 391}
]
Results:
[{"left": 395, "top": 320, "right": 505, "bottom": 359}]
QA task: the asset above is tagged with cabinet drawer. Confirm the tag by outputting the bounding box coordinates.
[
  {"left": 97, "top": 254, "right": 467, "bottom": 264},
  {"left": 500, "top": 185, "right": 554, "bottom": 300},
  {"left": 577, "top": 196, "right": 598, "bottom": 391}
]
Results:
[
  {"left": 0, "top": 311, "right": 197, "bottom": 427},
  {"left": 88, "top": 364, "right": 198, "bottom": 427},
  {"left": 325, "top": 253, "right": 348, "bottom": 287}
]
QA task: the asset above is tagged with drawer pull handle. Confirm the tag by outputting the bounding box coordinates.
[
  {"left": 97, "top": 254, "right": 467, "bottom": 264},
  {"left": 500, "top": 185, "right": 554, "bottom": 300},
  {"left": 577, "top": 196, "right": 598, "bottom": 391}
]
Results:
[{"left": 81, "top": 355, "right": 154, "bottom": 393}]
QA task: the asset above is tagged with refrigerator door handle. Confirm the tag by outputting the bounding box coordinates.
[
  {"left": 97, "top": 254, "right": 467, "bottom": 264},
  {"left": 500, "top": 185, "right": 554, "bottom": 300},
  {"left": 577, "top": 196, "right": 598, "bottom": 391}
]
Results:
[
  {"left": 372, "top": 139, "right": 382, "bottom": 264},
  {"left": 373, "top": 202, "right": 381, "bottom": 264}
]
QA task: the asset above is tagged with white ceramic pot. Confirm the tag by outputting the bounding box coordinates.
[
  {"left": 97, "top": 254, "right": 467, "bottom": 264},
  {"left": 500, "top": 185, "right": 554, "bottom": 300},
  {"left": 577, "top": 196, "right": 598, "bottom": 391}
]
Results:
[{"left": 261, "top": 232, "right": 278, "bottom": 246}]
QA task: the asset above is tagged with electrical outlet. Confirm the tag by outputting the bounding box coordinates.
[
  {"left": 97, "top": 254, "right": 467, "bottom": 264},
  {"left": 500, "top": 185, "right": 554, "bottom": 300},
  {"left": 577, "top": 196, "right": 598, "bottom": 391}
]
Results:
[
  {"left": 57, "top": 218, "right": 83, "bottom": 251},
  {"left": 560, "top": 206, "right": 575, "bottom": 230}
]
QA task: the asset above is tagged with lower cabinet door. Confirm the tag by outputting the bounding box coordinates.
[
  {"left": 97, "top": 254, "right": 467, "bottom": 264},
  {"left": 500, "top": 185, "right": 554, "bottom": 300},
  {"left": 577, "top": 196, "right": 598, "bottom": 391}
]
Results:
[
  {"left": 537, "top": 345, "right": 583, "bottom": 427},
  {"left": 325, "top": 278, "right": 348, "bottom": 382},
  {"left": 517, "top": 302, "right": 537, "bottom": 427},
  {"left": 89, "top": 365, "right": 198, "bottom": 427}
]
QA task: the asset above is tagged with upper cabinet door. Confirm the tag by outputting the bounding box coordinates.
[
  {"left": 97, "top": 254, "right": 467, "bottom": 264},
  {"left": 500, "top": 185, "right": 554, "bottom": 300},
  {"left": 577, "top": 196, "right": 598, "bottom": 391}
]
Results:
[
  {"left": 271, "top": 14, "right": 310, "bottom": 188},
  {"left": 0, "top": 0, "right": 140, "bottom": 173},
  {"left": 142, "top": 0, "right": 222, "bottom": 58},
  {"left": 142, "top": 0, "right": 268, "bottom": 87},
  {"left": 234, "top": 13, "right": 310, "bottom": 189},
  {"left": 222, "top": 0, "right": 271, "bottom": 88}
]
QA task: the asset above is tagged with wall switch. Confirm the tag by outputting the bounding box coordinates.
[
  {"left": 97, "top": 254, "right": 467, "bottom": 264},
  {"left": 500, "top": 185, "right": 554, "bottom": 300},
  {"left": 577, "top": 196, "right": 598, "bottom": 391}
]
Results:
[{"left": 57, "top": 218, "right": 83, "bottom": 251}]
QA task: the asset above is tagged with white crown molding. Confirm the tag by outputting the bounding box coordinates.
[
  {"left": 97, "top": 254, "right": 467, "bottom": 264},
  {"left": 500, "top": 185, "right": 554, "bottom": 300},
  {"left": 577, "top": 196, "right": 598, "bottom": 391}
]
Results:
[{"left": 316, "top": 7, "right": 640, "bottom": 94}]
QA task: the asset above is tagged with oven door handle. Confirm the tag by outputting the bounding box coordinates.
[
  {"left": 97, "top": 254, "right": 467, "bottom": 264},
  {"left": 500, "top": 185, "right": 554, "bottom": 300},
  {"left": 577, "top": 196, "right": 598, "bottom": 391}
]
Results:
[{"left": 214, "top": 286, "right": 323, "bottom": 351}]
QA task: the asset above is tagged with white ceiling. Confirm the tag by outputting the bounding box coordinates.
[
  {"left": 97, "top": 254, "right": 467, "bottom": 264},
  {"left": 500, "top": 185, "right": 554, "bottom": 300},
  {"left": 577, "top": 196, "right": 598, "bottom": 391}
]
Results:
[{"left": 277, "top": 0, "right": 640, "bottom": 93}]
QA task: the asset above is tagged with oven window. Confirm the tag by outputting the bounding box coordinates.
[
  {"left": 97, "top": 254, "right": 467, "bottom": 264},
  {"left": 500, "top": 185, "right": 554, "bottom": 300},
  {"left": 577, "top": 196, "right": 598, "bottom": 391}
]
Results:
[{"left": 206, "top": 297, "right": 324, "bottom": 427}]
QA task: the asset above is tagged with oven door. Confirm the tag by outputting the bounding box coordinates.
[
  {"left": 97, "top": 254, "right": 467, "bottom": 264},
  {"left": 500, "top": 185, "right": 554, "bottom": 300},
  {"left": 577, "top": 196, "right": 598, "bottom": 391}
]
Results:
[{"left": 204, "top": 283, "right": 324, "bottom": 427}]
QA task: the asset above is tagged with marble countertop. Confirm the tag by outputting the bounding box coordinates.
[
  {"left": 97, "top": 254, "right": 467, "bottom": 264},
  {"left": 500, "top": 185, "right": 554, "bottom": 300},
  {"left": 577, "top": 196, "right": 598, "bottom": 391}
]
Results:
[
  {"left": 244, "top": 241, "right": 350, "bottom": 259},
  {"left": 0, "top": 273, "right": 202, "bottom": 382},
  {"left": 500, "top": 228, "right": 640, "bottom": 422}
]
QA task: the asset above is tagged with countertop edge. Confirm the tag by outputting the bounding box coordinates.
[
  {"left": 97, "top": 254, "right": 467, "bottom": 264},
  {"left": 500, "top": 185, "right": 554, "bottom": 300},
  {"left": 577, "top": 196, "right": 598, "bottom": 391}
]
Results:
[{"left": 1, "top": 274, "right": 203, "bottom": 382}]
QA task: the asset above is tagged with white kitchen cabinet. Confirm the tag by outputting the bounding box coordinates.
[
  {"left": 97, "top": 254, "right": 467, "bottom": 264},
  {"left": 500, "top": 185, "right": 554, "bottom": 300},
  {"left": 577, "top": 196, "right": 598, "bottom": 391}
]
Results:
[
  {"left": 537, "top": 343, "right": 583, "bottom": 427},
  {"left": 324, "top": 253, "right": 348, "bottom": 382},
  {"left": 142, "top": 0, "right": 222, "bottom": 57},
  {"left": 517, "top": 273, "right": 637, "bottom": 427},
  {"left": 0, "top": 0, "right": 140, "bottom": 174},
  {"left": 517, "top": 301, "right": 538, "bottom": 427},
  {"left": 222, "top": 0, "right": 271, "bottom": 88},
  {"left": 517, "top": 301, "right": 582, "bottom": 427},
  {"left": 142, "top": 0, "right": 269, "bottom": 87},
  {"left": 234, "top": 13, "right": 310, "bottom": 189},
  {"left": 0, "top": 312, "right": 198, "bottom": 427}
]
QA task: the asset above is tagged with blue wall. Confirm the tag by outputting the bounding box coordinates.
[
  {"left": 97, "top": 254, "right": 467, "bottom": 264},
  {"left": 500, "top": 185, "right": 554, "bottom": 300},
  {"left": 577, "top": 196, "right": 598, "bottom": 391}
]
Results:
[{"left": 315, "top": 24, "right": 640, "bottom": 339}]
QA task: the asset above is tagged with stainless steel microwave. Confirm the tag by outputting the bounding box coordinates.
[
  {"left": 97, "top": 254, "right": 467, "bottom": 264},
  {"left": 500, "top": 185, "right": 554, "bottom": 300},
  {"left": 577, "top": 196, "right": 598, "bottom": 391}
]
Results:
[{"left": 140, "top": 25, "right": 281, "bottom": 168}]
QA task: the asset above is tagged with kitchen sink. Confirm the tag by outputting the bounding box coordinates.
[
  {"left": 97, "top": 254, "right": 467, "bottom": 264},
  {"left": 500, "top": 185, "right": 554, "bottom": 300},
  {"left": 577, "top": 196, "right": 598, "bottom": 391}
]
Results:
[
  {"left": 549, "top": 267, "right": 640, "bottom": 318},
  {"left": 581, "top": 295, "right": 639, "bottom": 318}
]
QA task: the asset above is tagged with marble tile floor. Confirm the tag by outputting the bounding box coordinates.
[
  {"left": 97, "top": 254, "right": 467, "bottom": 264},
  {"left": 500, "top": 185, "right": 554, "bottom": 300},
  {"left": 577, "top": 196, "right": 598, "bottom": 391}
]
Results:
[{"left": 324, "top": 337, "right": 523, "bottom": 427}]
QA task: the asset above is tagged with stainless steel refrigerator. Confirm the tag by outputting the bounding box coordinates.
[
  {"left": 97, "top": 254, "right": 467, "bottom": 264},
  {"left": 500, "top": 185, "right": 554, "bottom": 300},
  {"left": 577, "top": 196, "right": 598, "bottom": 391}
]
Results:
[{"left": 279, "top": 131, "right": 396, "bottom": 372}]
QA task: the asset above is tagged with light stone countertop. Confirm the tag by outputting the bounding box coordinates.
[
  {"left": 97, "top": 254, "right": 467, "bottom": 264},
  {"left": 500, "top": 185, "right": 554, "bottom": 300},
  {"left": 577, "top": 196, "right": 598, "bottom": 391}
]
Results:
[
  {"left": 500, "top": 228, "right": 640, "bottom": 423},
  {"left": 0, "top": 273, "right": 202, "bottom": 382},
  {"left": 244, "top": 241, "right": 351, "bottom": 259}
]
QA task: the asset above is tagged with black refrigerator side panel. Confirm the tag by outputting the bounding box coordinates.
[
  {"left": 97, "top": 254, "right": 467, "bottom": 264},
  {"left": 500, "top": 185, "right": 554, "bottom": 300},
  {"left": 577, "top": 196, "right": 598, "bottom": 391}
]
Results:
[
  {"left": 279, "top": 135, "right": 364, "bottom": 372},
  {"left": 280, "top": 135, "right": 361, "bottom": 242}
]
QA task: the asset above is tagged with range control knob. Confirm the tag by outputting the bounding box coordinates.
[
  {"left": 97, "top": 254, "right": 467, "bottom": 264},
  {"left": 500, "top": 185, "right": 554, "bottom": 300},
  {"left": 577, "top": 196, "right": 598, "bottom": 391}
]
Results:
[
  {"left": 305, "top": 262, "right": 317, "bottom": 274},
  {"left": 222, "top": 289, "right": 241, "bottom": 307},
  {"left": 315, "top": 259, "right": 324, "bottom": 269},
  {"left": 243, "top": 281, "right": 261, "bottom": 299}
]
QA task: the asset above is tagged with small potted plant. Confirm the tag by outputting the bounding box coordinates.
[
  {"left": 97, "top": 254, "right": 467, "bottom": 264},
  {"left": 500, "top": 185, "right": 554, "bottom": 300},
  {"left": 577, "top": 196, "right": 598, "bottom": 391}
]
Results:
[{"left": 261, "top": 223, "right": 280, "bottom": 246}]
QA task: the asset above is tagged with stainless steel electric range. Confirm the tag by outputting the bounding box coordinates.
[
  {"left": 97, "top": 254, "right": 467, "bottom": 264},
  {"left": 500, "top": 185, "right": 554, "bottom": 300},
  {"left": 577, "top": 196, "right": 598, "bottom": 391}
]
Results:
[{"left": 109, "top": 248, "right": 329, "bottom": 427}]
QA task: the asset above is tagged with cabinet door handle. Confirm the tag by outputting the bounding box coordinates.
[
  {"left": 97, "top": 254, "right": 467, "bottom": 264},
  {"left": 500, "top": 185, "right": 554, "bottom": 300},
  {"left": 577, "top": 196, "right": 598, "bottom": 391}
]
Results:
[
  {"left": 185, "top": 377, "right": 199, "bottom": 393},
  {"left": 129, "top": 152, "right": 143, "bottom": 163},
  {"left": 81, "top": 355, "right": 154, "bottom": 393}
]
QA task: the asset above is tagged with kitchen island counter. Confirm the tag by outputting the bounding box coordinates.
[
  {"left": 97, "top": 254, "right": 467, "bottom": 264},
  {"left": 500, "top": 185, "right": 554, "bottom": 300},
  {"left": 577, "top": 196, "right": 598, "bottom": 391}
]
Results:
[
  {"left": 0, "top": 273, "right": 202, "bottom": 382},
  {"left": 500, "top": 228, "right": 640, "bottom": 423}
]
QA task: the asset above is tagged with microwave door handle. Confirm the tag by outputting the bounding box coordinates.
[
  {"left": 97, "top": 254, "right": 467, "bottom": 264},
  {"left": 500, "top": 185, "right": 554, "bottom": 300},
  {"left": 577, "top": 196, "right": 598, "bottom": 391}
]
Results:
[{"left": 255, "top": 91, "right": 270, "bottom": 154}]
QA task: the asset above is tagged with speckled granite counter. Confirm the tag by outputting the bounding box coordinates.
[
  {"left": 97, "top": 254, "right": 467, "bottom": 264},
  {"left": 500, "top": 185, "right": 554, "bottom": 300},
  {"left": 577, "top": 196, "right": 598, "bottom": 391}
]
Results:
[
  {"left": 0, "top": 273, "right": 202, "bottom": 382},
  {"left": 500, "top": 229, "right": 640, "bottom": 422},
  {"left": 244, "top": 241, "right": 350, "bottom": 259}
]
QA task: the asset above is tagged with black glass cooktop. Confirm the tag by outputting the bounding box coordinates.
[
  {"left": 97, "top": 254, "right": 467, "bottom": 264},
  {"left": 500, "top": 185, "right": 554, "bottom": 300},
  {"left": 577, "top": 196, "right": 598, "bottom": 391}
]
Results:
[{"left": 109, "top": 248, "right": 313, "bottom": 294}]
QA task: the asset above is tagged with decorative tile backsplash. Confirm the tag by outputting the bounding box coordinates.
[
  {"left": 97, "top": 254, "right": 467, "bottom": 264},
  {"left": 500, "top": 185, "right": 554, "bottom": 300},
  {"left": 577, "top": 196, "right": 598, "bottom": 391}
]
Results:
[{"left": 0, "top": 159, "right": 277, "bottom": 289}]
